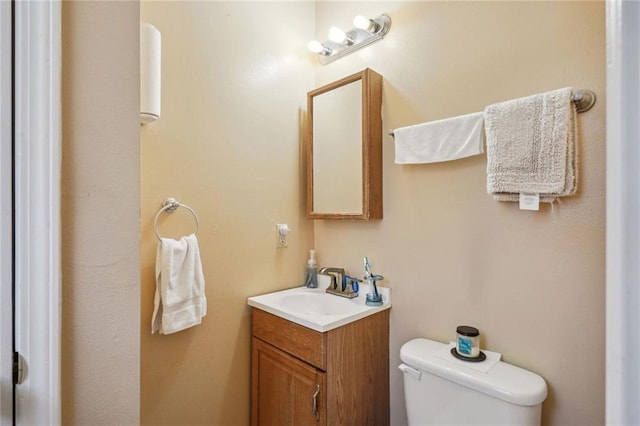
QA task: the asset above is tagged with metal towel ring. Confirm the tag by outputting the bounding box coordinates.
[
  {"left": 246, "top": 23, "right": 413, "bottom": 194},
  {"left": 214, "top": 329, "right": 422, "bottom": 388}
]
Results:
[{"left": 153, "top": 197, "right": 199, "bottom": 241}]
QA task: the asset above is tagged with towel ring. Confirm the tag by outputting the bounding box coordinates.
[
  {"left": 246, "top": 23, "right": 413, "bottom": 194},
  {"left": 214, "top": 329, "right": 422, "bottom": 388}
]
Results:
[{"left": 154, "top": 197, "right": 199, "bottom": 241}]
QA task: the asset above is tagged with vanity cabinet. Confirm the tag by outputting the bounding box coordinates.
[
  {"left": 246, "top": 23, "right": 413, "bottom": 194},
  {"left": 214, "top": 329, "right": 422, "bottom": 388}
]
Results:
[
  {"left": 252, "top": 338, "right": 326, "bottom": 425},
  {"left": 250, "top": 308, "right": 390, "bottom": 426}
]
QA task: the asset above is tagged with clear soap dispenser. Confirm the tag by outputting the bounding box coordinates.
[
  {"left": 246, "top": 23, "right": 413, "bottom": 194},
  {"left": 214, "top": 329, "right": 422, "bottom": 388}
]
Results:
[{"left": 305, "top": 249, "right": 318, "bottom": 288}]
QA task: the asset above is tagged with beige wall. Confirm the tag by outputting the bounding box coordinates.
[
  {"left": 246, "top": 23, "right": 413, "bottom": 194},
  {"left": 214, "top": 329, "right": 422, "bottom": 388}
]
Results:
[
  {"left": 139, "top": 2, "right": 315, "bottom": 425},
  {"left": 61, "top": 1, "right": 605, "bottom": 425},
  {"left": 313, "top": 2, "right": 606, "bottom": 426},
  {"left": 61, "top": 1, "right": 141, "bottom": 424}
]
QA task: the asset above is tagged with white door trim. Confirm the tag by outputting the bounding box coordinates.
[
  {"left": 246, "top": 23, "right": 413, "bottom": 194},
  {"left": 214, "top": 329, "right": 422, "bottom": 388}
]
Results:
[
  {"left": 0, "top": 1, "right": 14, "bottom": 423},
  {"left": 13, "top": 1, "right": 61, "bottom": 425},
  {"left": 606, "top": 1, "right": 640, "bottom": 424}
]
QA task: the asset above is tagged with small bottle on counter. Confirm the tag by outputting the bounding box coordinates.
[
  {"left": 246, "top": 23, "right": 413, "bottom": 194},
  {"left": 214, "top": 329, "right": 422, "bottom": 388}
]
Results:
[
  {"left": 304, "top": 249, "right": 318, "bottom": 288},
  {"left": 456, "top": 325, "right": 480, "bottom": 358}
]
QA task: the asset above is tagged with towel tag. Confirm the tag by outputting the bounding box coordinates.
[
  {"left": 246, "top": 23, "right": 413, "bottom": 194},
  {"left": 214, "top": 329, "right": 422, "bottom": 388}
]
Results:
[{"left": 519, "top": 193, "right": 540, "bottom": 210}]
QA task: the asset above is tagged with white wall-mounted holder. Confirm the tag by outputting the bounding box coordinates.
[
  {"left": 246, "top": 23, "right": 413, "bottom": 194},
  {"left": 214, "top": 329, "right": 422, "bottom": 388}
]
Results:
[
  {"left": 308, "top": 14, "right": 391, "bottom": 65},
  {"left": 140, "top": 22, "right": 161, "bottom": 125},
  {"left": 276, "top": 224, "right": 291, "bottom": 248}
]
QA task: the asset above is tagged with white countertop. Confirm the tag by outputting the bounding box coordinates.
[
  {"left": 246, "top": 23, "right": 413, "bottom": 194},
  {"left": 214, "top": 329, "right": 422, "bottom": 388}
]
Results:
[{"left": 247, "top": 282, "right": 391, "bottom": 332}]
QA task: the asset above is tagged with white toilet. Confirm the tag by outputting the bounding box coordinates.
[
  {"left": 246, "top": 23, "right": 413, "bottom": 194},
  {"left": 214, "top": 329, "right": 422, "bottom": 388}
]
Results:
[{"left": 399, "top": 338, "right": 548, "bottom": 426}]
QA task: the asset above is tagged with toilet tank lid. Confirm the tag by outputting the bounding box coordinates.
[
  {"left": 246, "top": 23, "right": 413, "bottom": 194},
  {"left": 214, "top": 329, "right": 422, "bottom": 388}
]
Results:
[{"left": 400, "top": 338, "right": 548, "bottom": 406}]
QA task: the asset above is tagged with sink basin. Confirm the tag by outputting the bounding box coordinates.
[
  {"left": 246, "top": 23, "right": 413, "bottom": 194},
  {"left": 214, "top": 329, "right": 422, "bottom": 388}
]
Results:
[
  {"left": 248, "top": 282, "right": 391, "bottom": 332},
  {"left": 280, "top": 293, "right": 368, "bottom": 317}
]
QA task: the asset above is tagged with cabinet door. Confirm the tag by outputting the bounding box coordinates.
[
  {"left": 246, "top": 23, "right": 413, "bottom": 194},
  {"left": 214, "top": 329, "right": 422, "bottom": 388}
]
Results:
[{"left": 252, "top": 338, "right": 326, "bottom": 426}]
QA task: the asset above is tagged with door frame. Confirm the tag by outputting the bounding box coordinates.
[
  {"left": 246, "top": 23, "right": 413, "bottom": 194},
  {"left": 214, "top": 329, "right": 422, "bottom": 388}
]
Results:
[
  {"left": 12, "top": 1, "right": 61, "bottom": 425},
  {"left": 606, "top": 1, "right": 640, "bottom": 424},
  {"left": 0, "top": 1, "right": 13, "bottom": 423}
]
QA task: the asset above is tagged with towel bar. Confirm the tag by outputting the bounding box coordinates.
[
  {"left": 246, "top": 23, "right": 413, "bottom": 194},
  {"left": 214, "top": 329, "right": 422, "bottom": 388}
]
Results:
[
  {"left": 153, "top": 197, "right": 199, "bottom": 241},
  {"left": 571, "top": 89, "right": 596, "bottom": 113},
  {"left": 388, "top": 89, "right": 596, "bottom": 137}
]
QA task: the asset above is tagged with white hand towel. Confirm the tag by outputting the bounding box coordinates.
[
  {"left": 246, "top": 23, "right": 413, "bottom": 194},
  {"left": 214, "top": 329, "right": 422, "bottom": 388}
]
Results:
[
  {"left": 152, "top": 233, "right": 207, "bottom": 334},
  {"left": 484, "top": 87, "right": 577, "bottom": 203},
  {"left": 394, "top": 111, "right": 484, "bottom": 164}
]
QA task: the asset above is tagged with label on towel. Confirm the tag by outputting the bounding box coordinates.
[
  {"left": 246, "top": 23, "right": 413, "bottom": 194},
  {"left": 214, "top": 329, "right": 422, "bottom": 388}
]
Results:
[{"left": 519, "top": 193, "right": 540, "bottom": 210}]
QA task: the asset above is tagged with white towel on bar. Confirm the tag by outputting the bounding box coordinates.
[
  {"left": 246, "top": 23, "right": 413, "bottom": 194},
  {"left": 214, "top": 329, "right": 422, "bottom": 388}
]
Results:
[
  {"left": 484, "top": 87, "right": 577, "bottom": 203},
  {"left": 394, "top": 111, "right": 484, "bottom": 164},
  {"left": 152, "top": 233, "right": 207, "bottom": 334}
]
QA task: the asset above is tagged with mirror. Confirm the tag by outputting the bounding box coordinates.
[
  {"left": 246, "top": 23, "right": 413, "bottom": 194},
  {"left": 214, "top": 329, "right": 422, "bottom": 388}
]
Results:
[{"left": 306, "top": 69, "right": 383, "bottom": 220}]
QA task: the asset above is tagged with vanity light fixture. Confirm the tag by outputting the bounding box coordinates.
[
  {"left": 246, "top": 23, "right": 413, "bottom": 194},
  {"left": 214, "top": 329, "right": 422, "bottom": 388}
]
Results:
[{"left": 308, "top": 13, "right": 391, "bottom": 65}]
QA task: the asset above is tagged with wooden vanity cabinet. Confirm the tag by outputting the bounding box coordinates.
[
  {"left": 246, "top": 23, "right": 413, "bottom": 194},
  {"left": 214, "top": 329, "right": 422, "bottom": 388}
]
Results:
[
  {"left": 252, "top": 338, "right": 326, "bottom": 426},
  {"left": 251, "top": 308, "right": 390, "bottom": 426}
]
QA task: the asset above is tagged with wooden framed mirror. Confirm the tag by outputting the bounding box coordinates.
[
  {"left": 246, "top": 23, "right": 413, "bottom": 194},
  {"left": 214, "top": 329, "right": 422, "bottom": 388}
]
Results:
[{"left": 306, "top": 68, "right": 383, "bottom": 220}]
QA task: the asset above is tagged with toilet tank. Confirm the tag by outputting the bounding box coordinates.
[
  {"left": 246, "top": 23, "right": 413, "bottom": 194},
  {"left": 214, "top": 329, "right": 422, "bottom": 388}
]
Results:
[{"left": 399, "top": 338, "right": 547, "bottom": 426}]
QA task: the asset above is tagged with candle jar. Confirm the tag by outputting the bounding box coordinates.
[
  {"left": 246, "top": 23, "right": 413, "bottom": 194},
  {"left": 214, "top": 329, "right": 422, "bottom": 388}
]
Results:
[{"left": 456, "top": 326, "right": 480, "bottom": 358}]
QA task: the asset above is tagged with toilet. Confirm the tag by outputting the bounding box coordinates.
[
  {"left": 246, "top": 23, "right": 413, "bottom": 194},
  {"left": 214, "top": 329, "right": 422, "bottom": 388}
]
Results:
[{"left": 399, "top": 338, "right": 548, "bottom": 426}]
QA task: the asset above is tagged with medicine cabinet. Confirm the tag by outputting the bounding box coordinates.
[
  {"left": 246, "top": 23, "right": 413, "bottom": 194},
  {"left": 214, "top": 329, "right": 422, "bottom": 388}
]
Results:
[{"left": 306, "top": 69, "right": 383, "bottom": 220}]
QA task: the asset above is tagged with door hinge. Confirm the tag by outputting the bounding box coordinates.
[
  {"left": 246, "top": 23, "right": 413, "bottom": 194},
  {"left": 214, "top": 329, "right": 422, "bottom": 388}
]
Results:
[{"left": 13, "top": 351, "right": 25, "bottom": 385}]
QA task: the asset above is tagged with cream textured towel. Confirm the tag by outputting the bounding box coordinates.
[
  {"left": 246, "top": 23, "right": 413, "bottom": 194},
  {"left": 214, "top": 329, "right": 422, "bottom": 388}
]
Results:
[
  {"left": 484, "top": 87, "right": 577, "bottom": 203},
  {"left": 152, "top": 233, "right": 207, "bottom": 334},
  {"left": 394, "top": 111, "right": 484, "bottom": 164}
]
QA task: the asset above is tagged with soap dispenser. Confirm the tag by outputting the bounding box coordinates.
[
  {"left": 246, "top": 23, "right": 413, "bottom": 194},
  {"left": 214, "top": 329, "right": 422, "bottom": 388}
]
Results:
[{"left": 304, "top": 249, "right": 318, "bottom": 288}]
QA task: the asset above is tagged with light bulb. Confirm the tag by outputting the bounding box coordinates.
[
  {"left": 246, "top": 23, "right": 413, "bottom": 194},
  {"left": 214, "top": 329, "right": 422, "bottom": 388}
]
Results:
[
  {"left": 328, "top": 26, "right": 354, "bottom": 46},
  {"left": 328, "top": 27, "right": 347, "bottom": 43},
  {"left": 307, "top": 40, "right": 331, "bottom": 55},
  {"left": 353, "top": 15, "right": 377, "bottom": 32},
  {"left": 307, "top": 40, "right": 323, "bottom": 53}
]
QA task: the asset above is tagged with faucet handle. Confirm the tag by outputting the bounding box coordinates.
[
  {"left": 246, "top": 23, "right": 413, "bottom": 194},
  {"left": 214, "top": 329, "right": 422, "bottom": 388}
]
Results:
[{"left": 344, "top": 275, "right": 360, "bottom": 293}]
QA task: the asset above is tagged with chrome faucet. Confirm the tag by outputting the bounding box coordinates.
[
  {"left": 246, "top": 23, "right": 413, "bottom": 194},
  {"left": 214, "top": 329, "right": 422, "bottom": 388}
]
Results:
[
  {"left": 318, "top": 267, "right": 358, "bottom": 298},
  {"left": 318, "top": 267, "right": 344, "bottom": 289}
]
